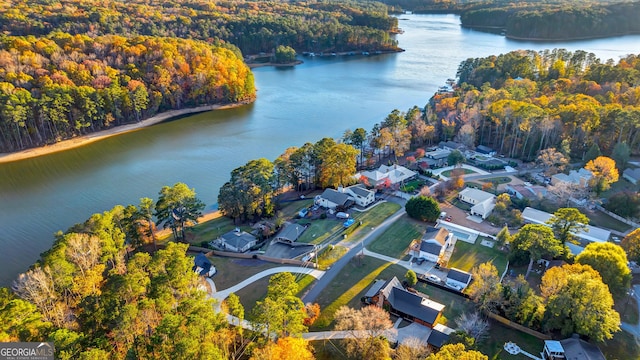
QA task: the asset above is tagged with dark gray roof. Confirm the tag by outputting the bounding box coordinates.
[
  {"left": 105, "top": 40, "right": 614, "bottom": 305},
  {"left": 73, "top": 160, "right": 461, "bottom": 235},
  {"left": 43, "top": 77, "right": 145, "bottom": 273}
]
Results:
[
  {"left": 387, "top": 287, "right": 442, "bottom": 324},
  {"left": 276, "top": 223, "right": 306, "bottom": 242},
  {"left": 321, "top": 188, "right": 352, "bottom": 206},
  {"left": 423, "top": 227, "right": 448, "bottom": 246},
  {"left": 420, "top": 242, "right": 442, "bottom": 255},
  {"left": 364, "top": 279, "right": 387, "bottom": 298},
  {"left": 559, "top": 337, "right": 605, "bottom": 360},
  {"left": 380, "top": 277, "right": 403, "bottom": 299},
  {"left": 447, "top": 268, "right": 472, "bottom": 284},
  {"left": 193, "top": 253, "right": 212, "bottom": 276},
  {"left": 439, "top": 141, "right": 465, "bottom": 150},
  {"left": 427, "top": 329, "right": 450, "bottom": 348},
  {"left": 221, "top": 230, "right": 257, "bottom": 249},
  {"left": 475, "top": 145, "right": 494, "bottom": 154},
  {"left": 348, "top": 184, "right": 372, "bottom": 198}
]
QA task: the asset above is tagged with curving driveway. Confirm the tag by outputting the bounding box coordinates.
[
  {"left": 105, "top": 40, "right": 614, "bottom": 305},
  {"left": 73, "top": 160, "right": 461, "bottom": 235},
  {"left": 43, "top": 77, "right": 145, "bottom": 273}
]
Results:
[{"left": 210, "top": 266, "right": 325, "bottom": 302}]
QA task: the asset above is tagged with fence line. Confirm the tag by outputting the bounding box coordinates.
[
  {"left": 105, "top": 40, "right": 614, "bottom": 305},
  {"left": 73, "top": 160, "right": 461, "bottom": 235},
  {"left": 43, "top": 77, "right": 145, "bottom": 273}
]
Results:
[
  {"left": 595, "top": 205, "right": 640, "bottom": 230},
  {"left": 484, "top": 311, "right": 551, "bottom": 340}
]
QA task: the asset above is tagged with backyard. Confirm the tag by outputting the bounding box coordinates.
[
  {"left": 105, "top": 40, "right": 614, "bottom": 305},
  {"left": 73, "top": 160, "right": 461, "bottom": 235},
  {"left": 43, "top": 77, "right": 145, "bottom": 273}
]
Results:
[
  {"left": 448, "top": 237, "right": 509, "bottom": 274},
  {"left": 441, "top": 168, "right": 476, "bottom": 177}
]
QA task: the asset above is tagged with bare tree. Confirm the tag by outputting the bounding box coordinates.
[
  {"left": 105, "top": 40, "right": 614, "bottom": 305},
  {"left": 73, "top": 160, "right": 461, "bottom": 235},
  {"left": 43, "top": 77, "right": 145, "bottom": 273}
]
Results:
[
  {"left": 394, "top": 337, "right": 430, "bottom": 360},
  {"left": 455, "top": 312, "right": 489, "bottom": 343},
  {"left": 547, "top": 182, "right": 587, "bottom": 206},
  {"left": 65, "top": 233, "right": 101, "bottom": 276},
  {"left": 12, "top": 266, "right": 66, "bottom": 327},
  {"left": 334, "top": 305, "right": 393, "bottom": 360},
  {"left": 537, "top": 148, "right": 568, "bottom": 176}
]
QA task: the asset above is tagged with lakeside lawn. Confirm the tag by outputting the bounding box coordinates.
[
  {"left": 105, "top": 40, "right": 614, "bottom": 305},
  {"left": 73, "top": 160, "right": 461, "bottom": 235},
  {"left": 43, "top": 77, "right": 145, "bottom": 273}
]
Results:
[
  {"left": 207, "top": 256, "right": 280, "bottom": 291},
  {"left": 367, "top": 215, "right": 424, "bottom": 259},
  {"left": 311, "top": 256, "right": 407, "bottom": 330},
  {"left": 447, "top": 237, "right": 508, "bottom": 274}
]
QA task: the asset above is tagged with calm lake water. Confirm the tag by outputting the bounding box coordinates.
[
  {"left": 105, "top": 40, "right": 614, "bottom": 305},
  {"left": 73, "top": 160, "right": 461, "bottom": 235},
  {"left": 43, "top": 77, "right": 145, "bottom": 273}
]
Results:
[{"left": 1, "top": 14, "right": 639, "bottom": 286}]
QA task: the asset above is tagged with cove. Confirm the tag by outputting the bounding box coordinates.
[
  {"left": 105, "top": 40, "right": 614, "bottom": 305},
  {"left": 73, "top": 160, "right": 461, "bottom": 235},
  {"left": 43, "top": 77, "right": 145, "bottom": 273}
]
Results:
[{"left": 0, "top": 14, "right": 639, "bottom": 286}]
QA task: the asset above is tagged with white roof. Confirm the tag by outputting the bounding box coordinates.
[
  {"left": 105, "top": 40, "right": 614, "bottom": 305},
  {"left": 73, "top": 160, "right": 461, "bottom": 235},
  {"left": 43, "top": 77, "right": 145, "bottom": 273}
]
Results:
[
  {"left": 521, "top": 207, "right": 611, "bottom": 242},
  {"left": 545, "top": 340, "right": 564, "bottom": 353},
  {"left": 361, "top": 164, "right": 416, "bottom": 185},
  {"left": 459, "top": 187, "right": 495, "bottom": 203},
  {"left": 471, "top": 200, "right": 495, "bottom": 215},
  {"left": 552, "top": 168, "right": 592, "bottom": 185}
]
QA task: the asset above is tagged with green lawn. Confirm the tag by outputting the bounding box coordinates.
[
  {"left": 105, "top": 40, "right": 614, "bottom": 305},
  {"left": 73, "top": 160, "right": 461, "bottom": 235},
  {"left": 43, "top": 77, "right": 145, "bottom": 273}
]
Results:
[
  {"left": 208, "top": 256, "right": 279, "bottom": 291},
  {"left": 341, "top": 202, "right": 402, "bottom": 244},
  {"left": 448, "top": 239, "right": 509, "bottom": 274},
  {"left": 280, "top": 198, "right": 316, "bottom": 218},
  {"left": 312, "top": 256, "right": 407, "bottom": 329},
  {"left": 442, "top": 168, "right": 476, "bottom": 177},
  {"left": 400, "top": 179, "right": 425, "bottom": 192},
  {"left": 599, "top": 330, "right": 640, "bottom": 360},
  {"left": 452, "top": 198, "right": 472, "bottom": 211},
  {"left": 368, "top": 215, "right": 423, "bottom": 259},
  {"left": 317, "top": 245, "right": 348, "bottom": 268},
  {"left": 413, "top": 282, "right": 475, "bottom": 325},
  {"left": 297, "top": 219, "right": 343, "bottom": 244},
  {"left": 479, "top": 176, "right": 512, "bottom": 184},
  {"left": 480, "top": 320, "right": 544, "bottom": 360},
  {"left": 585, "top": 209, "right": 632, "bottom": 233}
]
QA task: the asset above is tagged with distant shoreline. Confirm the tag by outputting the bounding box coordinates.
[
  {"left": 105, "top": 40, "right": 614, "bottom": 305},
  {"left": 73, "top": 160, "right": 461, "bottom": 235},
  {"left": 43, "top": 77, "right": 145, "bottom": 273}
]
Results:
[{"left": 0, "top": 101, "right": 254, "bottom": 164}]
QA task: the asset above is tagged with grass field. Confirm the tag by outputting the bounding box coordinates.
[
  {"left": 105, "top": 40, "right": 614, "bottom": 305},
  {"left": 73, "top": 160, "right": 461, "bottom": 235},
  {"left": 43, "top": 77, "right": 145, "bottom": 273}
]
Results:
[
  {"left": 442, "top": 168, "right": 476, "bottom": 177},
  {"left": 317, "top": 245, "right": 348, "bottom": 268},
  {"left": 297, "top": 219, "right": 343, "bottom": 244},
  {"left": 311, "top": 256, "right": 407, "bottom": 330},
  {"left": 585, "top": 209, "right": 632, "bottom": 233},
  {"left": 340, "top": 202, "right": 402, "bottom": 244},
  {"left": 368, "top": 215, "right": 423, "bottom": 259},
  {"left": 208, "top": 256, "right": 280, "bottom": 290},
  {"left": 448, "top": 238, "right": 508, "bottom": 274},
  {"left": 479, "top": 176, "right": 512, "bottom": 184}
]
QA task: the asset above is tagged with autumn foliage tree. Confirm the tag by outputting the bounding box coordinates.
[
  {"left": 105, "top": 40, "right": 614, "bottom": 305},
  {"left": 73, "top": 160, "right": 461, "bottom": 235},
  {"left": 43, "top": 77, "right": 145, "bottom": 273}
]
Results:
[
  {"left": 334, "top": 305, "right": 393, "bottom": 360},
  {"left": 540, "top": 263, "right": 620, "bottom": 341},
  {"left": 585, "top": 156, "right": 619, "bottom": 194},
  {"left": 622, "top": 228, "right": 640, "bottom": 263}
]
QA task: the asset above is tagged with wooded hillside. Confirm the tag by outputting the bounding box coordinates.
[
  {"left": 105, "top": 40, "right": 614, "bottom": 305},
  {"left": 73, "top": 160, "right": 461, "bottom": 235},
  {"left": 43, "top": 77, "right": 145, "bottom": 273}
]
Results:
[{"left": 0, "top": 34, "right": 255, "bottom": 152}]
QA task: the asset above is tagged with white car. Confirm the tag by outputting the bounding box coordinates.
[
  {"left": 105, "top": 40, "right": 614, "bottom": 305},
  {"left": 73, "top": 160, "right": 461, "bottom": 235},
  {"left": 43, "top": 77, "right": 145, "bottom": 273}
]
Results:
[
  {"left": 427, "top": 274, "right": 441, "bottom": 283},
  {"left": 445, "top": 283, "right": 463, "bottom": 291}
]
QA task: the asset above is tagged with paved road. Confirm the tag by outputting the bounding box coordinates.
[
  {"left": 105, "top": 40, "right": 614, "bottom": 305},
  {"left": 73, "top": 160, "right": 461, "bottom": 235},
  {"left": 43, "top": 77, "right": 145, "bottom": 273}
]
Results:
[{"left": 301, "top": 207, "right": 406, "bottom": 303}]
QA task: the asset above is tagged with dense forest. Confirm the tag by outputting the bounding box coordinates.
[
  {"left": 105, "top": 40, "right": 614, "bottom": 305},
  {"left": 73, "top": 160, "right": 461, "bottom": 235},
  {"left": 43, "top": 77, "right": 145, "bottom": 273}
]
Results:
[
  {"left": 0, "top": 34, "right": 255, "bottom": 152},
  {"left": 0, "top": 0, "right": 401, "bottom": 55},
  {"left": 0, "top": 0, "right": 403, "bottom": 153},
  {"left": 428, "top": 49, "right": 640, "bottom": 161},
  {"left": 385, "top": 0, "right": 640, "bottom": 40}
]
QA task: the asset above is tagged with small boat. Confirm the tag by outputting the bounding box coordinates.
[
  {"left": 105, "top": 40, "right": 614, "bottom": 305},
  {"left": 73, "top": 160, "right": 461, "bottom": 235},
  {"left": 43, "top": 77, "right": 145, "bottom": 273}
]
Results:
[{"left": 362, "top": 51, "right": 369, "bottom": 55}]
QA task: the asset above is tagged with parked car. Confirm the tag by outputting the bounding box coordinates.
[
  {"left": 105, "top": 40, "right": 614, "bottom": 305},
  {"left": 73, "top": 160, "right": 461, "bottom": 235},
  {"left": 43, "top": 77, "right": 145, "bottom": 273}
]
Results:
[
  {"left": 302, "top": 252, "right": 316, "bottom": 262},
  {"left": 426, "top": 274, "right": 441, "bottom": 283},
  {"left": 343, "top": 218, "right": 355, "bottom": 227},
  {"left": 445, "top": 216, "right": 452, "bottom": 222},
  {"left": 445, "top": 283, "right": 463, "bottom": 291},
  {"left": 416, "top": 257, "right": 427, "bottom": 265},
  {"left": 336, "top": 212, "right": 349, "bottom": 219},
  {"left": 299, "top": 208, "right": 309, "bottom": 218}
]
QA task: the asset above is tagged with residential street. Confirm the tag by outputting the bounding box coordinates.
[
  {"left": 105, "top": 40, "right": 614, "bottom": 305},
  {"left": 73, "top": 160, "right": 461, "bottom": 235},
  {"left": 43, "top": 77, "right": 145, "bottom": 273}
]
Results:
[{"left": 301, "top": 206, "right": 406, "bottom": 303}]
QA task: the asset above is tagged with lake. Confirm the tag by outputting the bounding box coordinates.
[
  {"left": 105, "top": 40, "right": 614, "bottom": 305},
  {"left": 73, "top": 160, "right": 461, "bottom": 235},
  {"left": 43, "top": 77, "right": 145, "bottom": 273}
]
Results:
[{"left": 0, "top": 14, "right": 638, "bottom": 286}]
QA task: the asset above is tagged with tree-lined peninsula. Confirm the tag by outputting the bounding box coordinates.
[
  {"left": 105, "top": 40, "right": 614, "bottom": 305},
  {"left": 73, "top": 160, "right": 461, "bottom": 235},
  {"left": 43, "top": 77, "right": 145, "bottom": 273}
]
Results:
[{"left": 388, "top": 0, "right": 640, "bottom": 41}]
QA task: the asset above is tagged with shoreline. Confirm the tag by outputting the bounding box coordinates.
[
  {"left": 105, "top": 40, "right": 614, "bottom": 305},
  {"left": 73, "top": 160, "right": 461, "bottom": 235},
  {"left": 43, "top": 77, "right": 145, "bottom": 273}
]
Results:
[{"left": 0, "top": 100, "right": 254, "bottom": 164}]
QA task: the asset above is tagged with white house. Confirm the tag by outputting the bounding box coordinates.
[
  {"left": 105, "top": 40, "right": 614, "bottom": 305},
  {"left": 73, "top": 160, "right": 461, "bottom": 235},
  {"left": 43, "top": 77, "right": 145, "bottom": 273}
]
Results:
[
  {"left": 445, "top": 268, "right": 472, "bottom": 291},
  {"left": 316, "top": 184, "right": 375, "bottom": 209},
  {"left": 215, "top": 229, "right": 257, "bottom": 253},
  {"left": 551, "top": 168, "right": 593, "bottom": 188},
  {"left": 343, "top": 184, "right": 376, "bottom": 207},
  {"left": 521, "top": 207, "right": 611, "bottom": 243},
  {"left": 623, "top": 168, "right": 640, "bottom": 185},
  {"left": 458, "top": 187, "right": 496, "bottom": 219},
  {"left": 414, "top": 227, "right": 453, "bottom": 263},
  {"left": 316, "top": 188, "right": 354, "bottom": 209},
  {"left": 360, "top": 164, "right": 416, "bottom": 187},
  {"left": 505, "top": 184, "right": 547, "bottom": 200}
]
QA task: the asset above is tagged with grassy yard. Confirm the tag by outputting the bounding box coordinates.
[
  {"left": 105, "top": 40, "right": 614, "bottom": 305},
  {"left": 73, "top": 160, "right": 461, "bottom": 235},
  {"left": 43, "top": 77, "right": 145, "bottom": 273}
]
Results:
[
  {"left": 341, "top": 202, "right": 402, "bottom": 244},
  {"left": 368, "top": 215, "right": 423, "bottom": 259},
  {"left": 442, "top": 168, "right": 476, "bottom": 177},
  {"left": 317, "top": 245, "right": 348, "bottom": 268},
  {"left": 312, "top": 256, "right": 407, "bottom": 330},
  {"left": 452, "top": 198, "right": 472, "bottom": 211},
  {"left": 584, "top": 209, "right": 632, "bottom": 233},
  {"left": 297, "top": 219, "right": 343, "bottom": 244},
  {"left": 179, "top": 215, "right": 240, "bottom": 245},
  {"left": 400, "top": 179, "right": 425, "bottom": 193},
  {"left": 235, "top": 276, "right": 269, "bottom": 312},
  {"left": 479, "top": 176, "right": 512, "bottom": 184},
  {"left": 208, "top": 256, "right": 280, "bottom": 290},
  {"left": 599, "top": 330, "right": 640, "bottom": 360},
  {"left": 448, "top": 239, "right": 509, "bottom": 274},
  {"left": 480, "top": 320, "right": 544, "bottom": 360},
  {"left": 280, "top": 198, "right": 316, "bottom": 218}
]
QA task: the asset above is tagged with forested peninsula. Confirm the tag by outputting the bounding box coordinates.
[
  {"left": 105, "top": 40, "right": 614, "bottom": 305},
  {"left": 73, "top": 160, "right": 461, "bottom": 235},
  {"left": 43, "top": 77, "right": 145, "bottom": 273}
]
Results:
[
  {"left": 389, "top": 0, "right": 640, "bottom": 41},
  {"left": 0, "top": 0, "right": 401, "bottom": 154}
]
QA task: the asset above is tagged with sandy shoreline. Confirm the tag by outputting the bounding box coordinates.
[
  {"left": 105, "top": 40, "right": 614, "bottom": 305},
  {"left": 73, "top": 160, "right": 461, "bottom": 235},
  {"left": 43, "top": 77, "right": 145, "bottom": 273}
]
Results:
[{"left": 0, "top": 100, "right": 254, "bottom": 164}]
